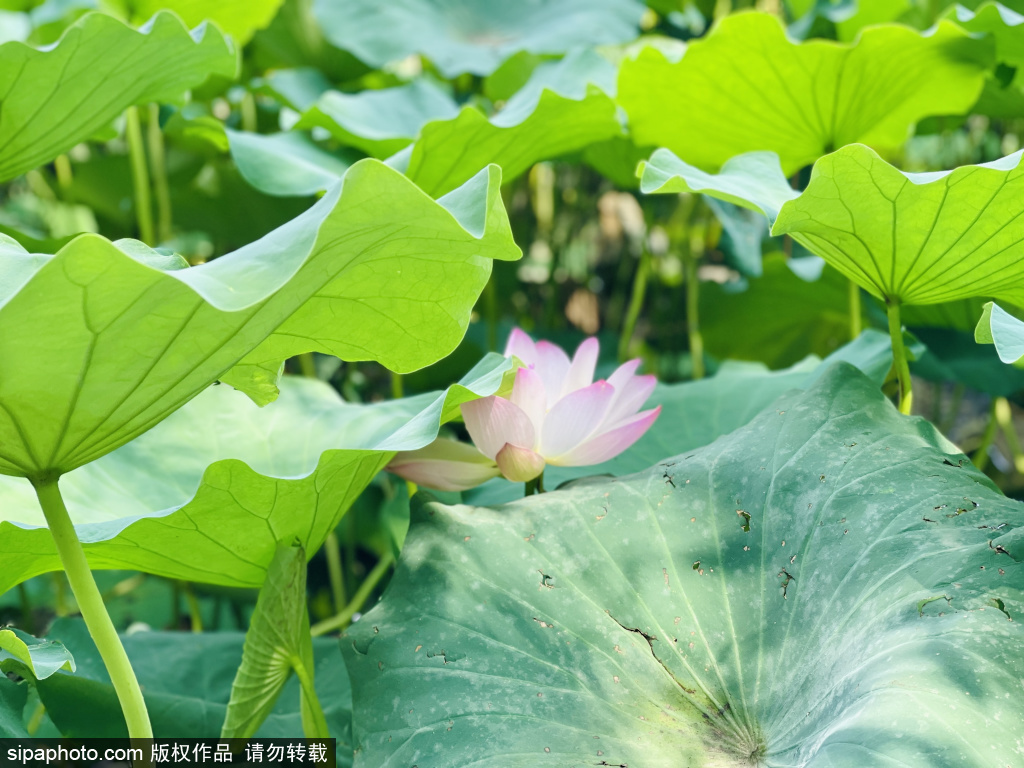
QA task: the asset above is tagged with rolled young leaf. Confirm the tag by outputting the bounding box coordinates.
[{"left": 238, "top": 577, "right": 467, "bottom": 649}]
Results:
[
  {"left": 0, "top": 628, "right": 75, "bottom": 681},
  {"left": 975, "top": 300, "right": 1024, "bottom": 365},
  {"left": 0, "top": 11, "right": 238, "bottom": 182},
  {"left": 0, "top": 159, "right": 519, "bottom": 479},
  {"left": 344, "top": 364, "right": 1024, "bottom": 766}
]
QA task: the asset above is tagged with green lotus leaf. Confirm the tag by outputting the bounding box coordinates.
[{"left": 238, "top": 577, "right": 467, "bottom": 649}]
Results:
[
  {"left": 310, "top": 0, "right": 645, "bottom": 77},
  {"left": 344, "top": 364, "right": 1024, "bottom": 766},
  {"left": 294, "top": 79, "right": 460, "bottom": 158},
  {"left": 32, "top": 617, "right": 352, "bottom": 757},
  {"left": 975, "top": 300, "right": 1024, "bottom": 365},
  {"left": 945, "top": 3, "right": 1024, "bottom": 84},
  {"left": 0, "top": 627, "right": 75, "bottom": 680},
  {"left": 226, "top": 130, "right": 355, "bottom": 197},
  {"left": 618, "top": 12, "right": 992, "bottom": 175},
  {"left": 400, "top": 50, "right": 624, "bottom": 196},
  {"left": 128, "top": 0, "right": 285, "bottom": 45},
  {"left": 0, "top": 676, "right": 27, "bottom": 737},
  {"left": 222, "top": 542, "right": 320, "bottom": 738},
  {"left": 465, "top": 331, "right": 894, "bottom": 507},
  {"left": 0, "top": 11, "right": 238, "bottom": 182},
  {"left": 640, "top": 144, "right": 1024, "bottom": 308},
  {"left": 0, "top": 353, "right": 511, "bottom": 592},
  {"left": 0, "top": 159, "right": 518, "bottom": 478}
]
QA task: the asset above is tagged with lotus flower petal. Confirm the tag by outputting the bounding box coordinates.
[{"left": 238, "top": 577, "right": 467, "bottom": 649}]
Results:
[
  {"left": 462, "top": 396, "right": 537, "bottom": 460},
  {"left": 533, "top": 340, "right": 572, "bottom": 403},
  {"left": 562, "top": 336, "right": 599, "bottom": 396},
  {"left": 604, "top": 373, "right": 657, "bottom": 428},
  {"left": 504, "top": 327, "right": 537, "bottom": 365},
  {"left": 495, "top": 443, "right": 546, "bottom": 482},
  {"left": 551, "top": 406, "right": 661, "bottom": 467},
  {"left": 540, "top": 380, "right": 616, "bottom": 458},
  {"left": 510, "top": 367, "right": 546, "bottom": 436},
  {"left": 388, "top": 438, "right": 501, "bottom": 491}
]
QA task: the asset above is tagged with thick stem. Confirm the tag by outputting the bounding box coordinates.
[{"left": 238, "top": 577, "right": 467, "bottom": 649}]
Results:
[
  {"left": 324, "top": 530, "right": 347, "bottom": 614},
  {"left": 618, "top": 250, "right": 650, "bottom": 363},
  {"left": 310, "top": 551, "right": 395, "bottom": 637},
  {"left": 886, "top": 300, "right": 912, "bottom": 415},
  {"left": 32, "top": 478, "right": 152, "bottom": 738},
  {"left": 147, "top": 103, "right": 172, "bottom": 243},
  {"left": 125, "top": 106, "right": 154, "bottom": 246},
  {"left": 292, "top": 655, "right": 329, "bottom": 738},
  {"left": 391, "top": 372, "right": 404, "bottom": 399},
  {"left": 848, "top": 280, "right": 862, "bottom": 340},
  {"left": 685, "top": 247, "right": 705, "bottom": 380}
]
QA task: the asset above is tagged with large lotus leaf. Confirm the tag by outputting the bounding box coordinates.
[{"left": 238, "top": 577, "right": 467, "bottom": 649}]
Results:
[
  {"left": 399, "top": 50, "right": 624, "bottom": 197},
  {"left": 344, "top": 364, "right": 1024, "bottom": 766},
  {"left": 640, "top": 144, "right": 1024, "bottom": 308},
  {"left": 294, "top": 79, "right": 460, "bottom": 159},
  {"left": 0, "top": 11, "right": 237, "bottom": 182},
  {"left": 226, "top": 130, "right": 355, "bottom": 197},
  {"left": 129, "top": 0, "right": 285, "bottom": 45},
  {"left": 0, "top": 159, "right": 518, "bottom": 478},
  {"left": 465, "top": 331, "right": 894, "bottom": 507},
  {"left": 618, "top": 12, "right": 991, "bottom": 175},
  {"left": 310, "top": 0, "right": 645, "bottom": 77},
  {"left": 0, "top": 353, "right": 512, "bottom": 593},
  {"left": 35, "top": 618, "right": 352, "bottom": 759}
]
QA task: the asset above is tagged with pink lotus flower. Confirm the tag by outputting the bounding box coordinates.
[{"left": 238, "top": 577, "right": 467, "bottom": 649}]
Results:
[{"left": 387, "top": 329, "right": 660, "bottom": 490}]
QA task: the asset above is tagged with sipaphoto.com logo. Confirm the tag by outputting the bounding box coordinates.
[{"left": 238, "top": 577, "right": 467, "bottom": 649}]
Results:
[{"left": 6, "top": 743, "right": 143, "bottom": 765}]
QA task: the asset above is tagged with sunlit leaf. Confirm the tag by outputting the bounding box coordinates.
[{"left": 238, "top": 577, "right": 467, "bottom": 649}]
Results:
[
  {"left": 619, "top": 12, "right": 992, "bottom": 174},
  {"left": 400, "top": 50, "right": 623, "bottom": 196},
  {"left": 0, "top": 354, "right": 512, "bottom": 592},
  {"left": 640, "top": 144, "right": 1024, "bottom": 307},
  {"left": 0, "top": 160, "right": 518, "bottom": 477},
  {"left": 345, "top": 364, "right": 1024, "bottom": 766},
  {"left": 311, "top": 0, "right": 645, "bottom": 77},
  {"left": 128, "top": 0, "right": 285, "bottom": 45},
  {"left": 0, "top": 11, "right": 237, "bottom": 181}
]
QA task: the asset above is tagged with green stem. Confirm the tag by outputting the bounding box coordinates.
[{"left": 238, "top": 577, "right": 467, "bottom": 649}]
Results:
[
  {"left": 391, "top": 371, "right": 404, "bottom": 399},
  {"left": 26, "top": 701, "right": 45, "bottom": 736},
  {"left": 292, "top": 655, "right": 329, "bottom": 737},
  {"left": 181, "top": 582, "right": 203, "bottom": 633},
  {"left": 240, "top": 91, "right": 258, "bottom": 133},
  {"left": 31, "top": 477, "right": 152, "bottom": 738},
  {"left": 52, "top": 572, "right": 69, "bottom": 616},
  {"left": 524, "top": 472, "right": 546, "bottom": 496},
  {"left": 848, "top": 280, "right": 862, "bottom": 340},
  {"left": 685, "top": 247, "right": 704, "bottom": 380},
  {"left": 298, "top": 352, "right": 317, "bottom": 379},
  {"left": 484, "top": 273, "right": 498, "bottom": 352},
  {"left": 125, "top": 106, "right": 154, "bottom": 246},
  {"left": 619, "top": 251, "right": 650, "bottom": 363},
  {"left": 994, "top": 397, "right": 1024, "bottom": 474},
  {"left": 886, "top": 300, "right": 912, "bottom": 415},
  {"left": 18, "top": 583, "right": 34, "bottom": 635},
  {"left": 310, "top": 551, "right": 395, "bottom": 637},
  {"left": 53, "top": 154, "right": 73, "bottom": 192},
  {"left": 324, "top": 530, "right": 347, "bottom": 614},
  {"left": 147, "top": 104, "right": 172, "bottom": 243},
  {"left": 973, "top": 397, "right": 999, "bottom": 472}
]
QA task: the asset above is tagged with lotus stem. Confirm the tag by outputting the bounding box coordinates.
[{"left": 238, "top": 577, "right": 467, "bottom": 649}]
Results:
[
  {"left": 993, "top": 397, "right": 1024, "bottom": 474},
  {"left": 972, "top": 397, "right": 999, "bottom": 472},
  {"left": 324, "top": 530, "right": 347, "bottom": 614},
  {"left": 147, "top": 104, "right": 172, "bottom": 243},
  {"left": 310, "top": 551, "right": 395, "bottom": 637},
  {"left": 848, "top": 280, "right": 862, "bottom": 340},
  {"left": 291, "top": 655, "right": 329, "bottom": 737},
  {"left": 524, "top": 472, "right": 546, "bottom": 496},
  {"left": 391, "top": 372, "right": 404, "bottom": 399},
  {"left": 53, "top": 154, "right": 73, "bottom": 191},
  {"left": 182, "top": 582, "right": 204, "bottom": 633},
  {"left": 298, "top": 352, "right": 317, "bottom": 379},
  {"left": 125, "top": 106, "right": 155, "bottom": 246},
  {"left": 685, "top": 245, "right": 705, "bottom": 380},
  {"left": 886, "top": 300, "right": 912, "bottom": 415},
  {"left": 619, "top": 250, "right": 650, "bottom": 363},
  {"left": 31, "top": 477, "right": 152, "bottom": 738}
]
